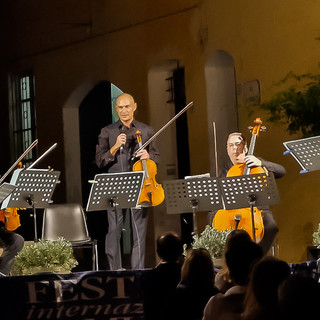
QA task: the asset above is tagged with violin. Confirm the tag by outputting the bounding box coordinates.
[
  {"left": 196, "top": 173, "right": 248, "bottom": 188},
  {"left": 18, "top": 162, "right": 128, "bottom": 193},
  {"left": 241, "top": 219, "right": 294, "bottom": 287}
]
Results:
[
  {"left": 132, "top": 130, "right": 165, "bottom": 207},
  {"left": 212, "top": 118, "right": 266, "bottom": 242},
  {"left": 0, "top": 162, "right": 24, "bottom": 231},
  {"left": 0, "top": 208, "right": 21, "bottom": 231}
]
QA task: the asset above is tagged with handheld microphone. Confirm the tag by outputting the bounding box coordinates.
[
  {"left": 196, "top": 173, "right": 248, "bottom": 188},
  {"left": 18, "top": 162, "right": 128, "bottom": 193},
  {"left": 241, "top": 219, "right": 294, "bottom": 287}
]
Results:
[{"left": 120, "top": 127, "right": 126, "bottom": 152}]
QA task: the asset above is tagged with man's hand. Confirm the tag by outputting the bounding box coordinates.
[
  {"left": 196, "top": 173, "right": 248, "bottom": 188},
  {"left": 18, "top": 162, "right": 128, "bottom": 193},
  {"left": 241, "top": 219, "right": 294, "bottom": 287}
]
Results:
[
  {"left": 244, "top": 155, "right": 262, "bottom": 168},
  {"left": 136, "top": 149, "right": 150, "bottom": 160},
  {"left": 116, "top": 133, "right": 126, "bottom": 148},
  {"left": 110, "top": 133, "right": 126, "bottom": 155}
]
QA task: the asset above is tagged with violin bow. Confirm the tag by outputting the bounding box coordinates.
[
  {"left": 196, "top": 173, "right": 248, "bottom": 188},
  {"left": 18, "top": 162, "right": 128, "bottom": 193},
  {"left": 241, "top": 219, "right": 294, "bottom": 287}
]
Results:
[
  {"left": 212, "top": 121, "right": 219, "bottom": 177},
  {"left": 131, "top": 101, "right": 193, "bottom": 159},
  {"left": 28, "top": 143, "right": 58, "bottom": 169},
  {"left": 0, "top": 139, "right": 38, "bottom": 185}
]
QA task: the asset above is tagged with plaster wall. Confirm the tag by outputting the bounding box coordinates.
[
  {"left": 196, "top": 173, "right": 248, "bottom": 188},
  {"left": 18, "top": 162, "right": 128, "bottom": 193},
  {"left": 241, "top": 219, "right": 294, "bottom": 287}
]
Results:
[
  {"left": 1, "top": 0, "right": 320, "bottom": 262},
  {"left": 204, "top": 0, "right": 320, "bottom": 262}
]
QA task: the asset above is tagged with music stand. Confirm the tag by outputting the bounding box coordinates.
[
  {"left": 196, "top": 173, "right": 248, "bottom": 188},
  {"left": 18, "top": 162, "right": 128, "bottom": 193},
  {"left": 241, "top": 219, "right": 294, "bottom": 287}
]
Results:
[
  {"left": 218, "top": 172, "right": 280, "bottom": 241},
  {"left": 1, "top": 168, "right": 60, "bottom": 240},
  {"left": 86, "top": 171, "right": 145, "bottom": 212},
  {"left": 0, "top": 183, "right": 16, "bottom": 204},
  {"left": 283, "top": 135, "right": 320, "bottom": 173},
  {"left": 86, "top": 171, "right": 144, "bottom": 268},
  {"left": 163, "top": 177, "right": 222, "bottom": 234}
]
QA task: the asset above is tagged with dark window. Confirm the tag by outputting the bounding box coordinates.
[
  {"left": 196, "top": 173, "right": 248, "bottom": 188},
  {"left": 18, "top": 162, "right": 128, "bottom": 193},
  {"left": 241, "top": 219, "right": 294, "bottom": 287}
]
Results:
[{"left": 9, "top": 73, "right": 37, "bottom": 165}]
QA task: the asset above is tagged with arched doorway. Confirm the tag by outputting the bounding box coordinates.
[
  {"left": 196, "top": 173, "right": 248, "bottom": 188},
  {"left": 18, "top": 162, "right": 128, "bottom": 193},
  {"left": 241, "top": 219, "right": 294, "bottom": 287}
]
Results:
[
  {"left": 78, "top": 81, "right": 112, "bottom": 205},
  {"left": 63, "top": 81, "right": 123, "bottom": 204},
  {"left": 148, "top": 61, "right": 193, "bottom": 252},
  {"left": 204, "top": 50, "right": 238, "bottom": 176},
  {"left": 63, "top": 81, "right": 123, "bottom": 269}
]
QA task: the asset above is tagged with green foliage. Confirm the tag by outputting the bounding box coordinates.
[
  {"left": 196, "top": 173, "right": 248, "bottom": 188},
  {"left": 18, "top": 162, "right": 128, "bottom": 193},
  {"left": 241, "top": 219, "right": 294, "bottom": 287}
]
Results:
[
  {"left": 184, "top": 225, "right": 229, "bottom": 259},
  {"left": 260, "top": 72, "right": 320, "bottom": 137},
  {"left": 312, "top": 223, "right": 320, "bottom": 248},
  {"left": 12, "top": 237, "right": 78, "bottom": 275}
]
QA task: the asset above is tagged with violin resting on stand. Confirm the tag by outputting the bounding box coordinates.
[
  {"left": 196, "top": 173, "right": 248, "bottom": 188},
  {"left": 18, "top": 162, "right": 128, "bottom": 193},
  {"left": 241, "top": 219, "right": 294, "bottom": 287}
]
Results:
[
  {"left": 133, "top": 130, "right": 165, "bottom": 207},
  {"left": 212, "top": 118, "right": 266, "bottom": 242},
  {"left": 0, "top": 140, "right": 39, "bottom": 231},
  {"left": 0, "top": 161, "right": 28, "bottom": 231}
]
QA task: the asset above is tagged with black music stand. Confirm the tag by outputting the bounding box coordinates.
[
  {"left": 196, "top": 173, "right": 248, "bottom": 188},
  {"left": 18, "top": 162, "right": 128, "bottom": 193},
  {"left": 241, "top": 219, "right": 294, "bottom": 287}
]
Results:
[
  {"left": 0, "top": 183, "right": 16, "bottom": 204},
  {"left": 218, "top": 172, "right": 280, "bottom": 241},
  {"left": 86, "top": 171, "right": 144, "bottom": 268},
  {"left": 163, "top": 177, "right": 223, "bottom": 234},
  {"left": 86, "top": 171, "right": 145, "bottom": 212},
  {"left": 1, "top": 168, "right": 60, "bottom": 240},
  {"left": 283, "top": 135, "right": 320, "bottom": 173}
]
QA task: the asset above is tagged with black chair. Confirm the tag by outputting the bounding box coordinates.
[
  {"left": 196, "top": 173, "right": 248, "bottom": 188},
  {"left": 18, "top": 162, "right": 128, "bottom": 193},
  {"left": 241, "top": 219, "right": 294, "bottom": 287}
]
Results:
[{"left": 42, "top": 203, "right": 98, "bottom": 271}]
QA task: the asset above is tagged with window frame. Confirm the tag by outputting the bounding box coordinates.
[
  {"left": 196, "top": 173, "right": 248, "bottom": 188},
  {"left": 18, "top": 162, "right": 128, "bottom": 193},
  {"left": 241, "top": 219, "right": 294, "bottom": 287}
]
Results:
[{"left": 8, "top": 71, "right": 37, "bottom": 165}]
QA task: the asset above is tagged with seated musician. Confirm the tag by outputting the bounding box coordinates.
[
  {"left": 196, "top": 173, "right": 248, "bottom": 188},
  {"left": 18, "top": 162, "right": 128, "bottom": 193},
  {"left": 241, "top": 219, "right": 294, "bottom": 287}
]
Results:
[
  {"left": 216, "top": 132, "right": 285, "bottom": 254},
  {"left": 0, "top": 209, "right": 24, "bottom": 275}
]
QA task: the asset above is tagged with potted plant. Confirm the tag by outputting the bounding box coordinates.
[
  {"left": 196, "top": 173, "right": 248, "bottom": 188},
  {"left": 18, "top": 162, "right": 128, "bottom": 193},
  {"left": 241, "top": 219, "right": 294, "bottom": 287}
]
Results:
[
  {"left": 12, "top": 237, "right": 78, "bottom": 275},
  {"left": 184, "top": 225, "right": 229, "bottom": 266},
  {"left": 306, "top": 223, "right": 320, "bottom": 261},
  {"left": 313, "top": 223, "right": 320, "bottom": 248}
]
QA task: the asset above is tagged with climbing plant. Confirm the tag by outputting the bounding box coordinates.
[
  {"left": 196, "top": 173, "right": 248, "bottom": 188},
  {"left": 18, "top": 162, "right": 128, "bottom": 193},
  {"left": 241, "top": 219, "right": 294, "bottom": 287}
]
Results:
[{"left": 260, "top": 72, "right": 320, "bottom": 138}]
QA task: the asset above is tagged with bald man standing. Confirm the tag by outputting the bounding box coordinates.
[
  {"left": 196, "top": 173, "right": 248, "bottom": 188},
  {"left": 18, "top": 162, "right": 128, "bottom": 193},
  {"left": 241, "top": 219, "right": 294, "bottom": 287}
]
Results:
[{"left": 96, "top": 93, "right": 160, "bottom": 270}]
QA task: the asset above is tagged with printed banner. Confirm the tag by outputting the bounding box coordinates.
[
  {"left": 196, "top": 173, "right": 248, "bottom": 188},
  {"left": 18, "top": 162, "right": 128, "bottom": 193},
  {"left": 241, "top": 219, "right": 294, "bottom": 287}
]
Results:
[{"left": 0, "top": 269, "right": 150, "bottom": 320}]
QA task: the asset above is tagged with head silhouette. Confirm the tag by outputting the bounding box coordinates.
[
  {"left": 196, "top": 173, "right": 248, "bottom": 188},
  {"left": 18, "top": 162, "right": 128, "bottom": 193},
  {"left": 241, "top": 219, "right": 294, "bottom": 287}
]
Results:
[
  {"left": 156, "top": 231, "right": 183, "bottom": 263},
  {"left": 225, "top": 239, "right": 263, "bottom": 286},
  {"left": 181, "top": 248, "right": 215, "bottom": 288}
]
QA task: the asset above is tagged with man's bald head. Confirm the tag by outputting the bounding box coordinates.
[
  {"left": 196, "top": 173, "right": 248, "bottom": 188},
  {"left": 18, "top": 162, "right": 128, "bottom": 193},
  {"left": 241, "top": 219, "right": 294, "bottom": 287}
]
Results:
[
  {"left": 116, "top": 93, "right": 135, "bottom": 105},
  {"left": 115, "top": 93, "right": 137, "bottom": 126}
]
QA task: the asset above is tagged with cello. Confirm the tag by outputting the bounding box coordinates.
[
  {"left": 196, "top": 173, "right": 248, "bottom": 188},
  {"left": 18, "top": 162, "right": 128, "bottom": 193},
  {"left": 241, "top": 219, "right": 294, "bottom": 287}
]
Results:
[
  {"left": 133, "top": 130, "right": 165, "bottom": 206},
  {"left": 212, "top": 118, "right": 266, "bottom": 242}
]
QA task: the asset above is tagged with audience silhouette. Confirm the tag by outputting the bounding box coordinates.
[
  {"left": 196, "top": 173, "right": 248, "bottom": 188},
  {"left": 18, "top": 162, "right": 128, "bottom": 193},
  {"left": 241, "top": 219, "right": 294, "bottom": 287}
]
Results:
[
  {"left": 203, "top": 231, "right": 263, "bottom": 320},
  {"left": 143, "top": 231, "right": 183, "bottom": 320},
  {"left": 278, "top": 273, "right": 320, "bottom": 320},
  {"left": 241, "top": 256, "right": 290, "bottom": 320},
  {"left": 215, "top": 229, "right": 252, "bottom": 293},
  {"left": 143, "top": 229, "right": 319, "bottom": 320},
  {"left": 168, "top": 247, "right": 218, "bottom": 320}
]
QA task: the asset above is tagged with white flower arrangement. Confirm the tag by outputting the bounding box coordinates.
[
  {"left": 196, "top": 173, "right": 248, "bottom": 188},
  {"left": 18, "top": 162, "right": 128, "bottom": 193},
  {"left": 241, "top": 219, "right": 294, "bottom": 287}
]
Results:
[
  {"left": 312, "top": 223, "right": 320, "bottom": 248},
  {"left": 12, "top": 237, "right": 78, "bottom": 275},
  {"left": 183, "top": 225, "right": 229, "bottom": 259}
]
